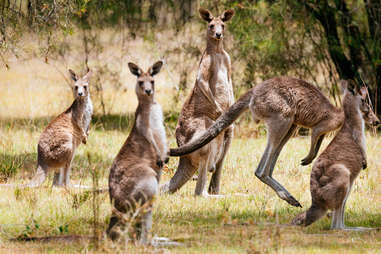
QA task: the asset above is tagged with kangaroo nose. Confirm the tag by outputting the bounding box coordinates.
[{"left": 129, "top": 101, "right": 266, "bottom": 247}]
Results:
[
  {"left": 216, "top": 33, "right": 221, "bottom": 39},
  {"left": 145, "top": 89, "right": 152, "bottom": 95},
  {"left": 78, "top": 92, "right": 83, "bottom": 96},
  {"left": 375, "top": 120, "right": 380, "bottom": 126}
]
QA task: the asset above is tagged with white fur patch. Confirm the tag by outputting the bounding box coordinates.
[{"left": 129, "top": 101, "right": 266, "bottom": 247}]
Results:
[
  {"left": 82, "top": 97, "right": 93, "bottom": 132},
  {"left": 150, "top": 103, "right": 167, "bottom": 155}
]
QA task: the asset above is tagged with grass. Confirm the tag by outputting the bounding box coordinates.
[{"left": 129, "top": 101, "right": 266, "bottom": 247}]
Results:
[{"left": 0, "top": 121, "right": 380, "bottom": 253}]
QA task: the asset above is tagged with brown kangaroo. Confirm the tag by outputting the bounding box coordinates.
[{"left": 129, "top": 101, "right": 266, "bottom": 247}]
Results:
[
  {"left": 292, "top": 80, "right": 380, "bottom": 229},
  {"left": 169, "top": 77, "right": 345, "bottom": 207},
  {"left": 107, "top": 61, "right": 169, "bottom": 244},
  {"left": 161, "top": 8, "right": 235, "bottom": 197},
  {"left": 28, "top": 69, "right": 93, "bottom": 187}
]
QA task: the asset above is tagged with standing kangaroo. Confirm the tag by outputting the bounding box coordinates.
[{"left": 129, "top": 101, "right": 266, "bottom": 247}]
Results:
[
  {"left": 107, "top": 61, "right": 168, "bottom": 244},
  {"left": 169, "top": 77, "right": 345, "bottom": 207},
  {"left": 28, "top": 69, "right": 93, "bottom": 187},
  {"left": 161, "top": 8, "right": 235, "bottom": 197},
  {"left": 292, "top": 80, "right": 380, "bottom": 229}
]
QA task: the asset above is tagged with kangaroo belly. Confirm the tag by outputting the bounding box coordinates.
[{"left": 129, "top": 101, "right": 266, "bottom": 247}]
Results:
[{"left": 213, "top": 65, "right": 234, "bottom": 109}]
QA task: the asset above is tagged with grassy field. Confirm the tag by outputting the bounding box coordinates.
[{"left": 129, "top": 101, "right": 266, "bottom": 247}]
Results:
[{"left": 0, "top": 119, "right": 380, "bottom": 253}]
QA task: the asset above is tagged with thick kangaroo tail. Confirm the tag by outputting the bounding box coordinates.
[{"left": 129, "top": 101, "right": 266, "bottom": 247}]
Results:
[{"left": 170, "top": 90, "right": 253, "bottom": 157}]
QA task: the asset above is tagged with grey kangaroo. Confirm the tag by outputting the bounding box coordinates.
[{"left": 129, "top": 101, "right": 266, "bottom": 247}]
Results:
[
  {"left": 107, "top": 61, "right": 169, "bottom": 244},
  {"left": 292, "top": 80, "right": 380, "bottom": 229},
  {"left": 169, "top": 77, "right": 345, "bottom": 207},
  {"left": 161, "top": 8, "right": 235, "bottom": 197},
  {"left": 28, "top": 69, "right": 93, "bottom": 187}
]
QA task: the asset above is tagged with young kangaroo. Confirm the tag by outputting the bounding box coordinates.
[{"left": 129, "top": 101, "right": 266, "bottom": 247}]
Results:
[
  {"left": 292, "top": 80, "right": 380, "bottom": 229},
  {"left": 28, "top": 69, "right": 93, "bottom": 187},
  {"left": 169, "top": 77, "right": 344, "bottom": 207},
  {"left": 161, "top": 8, "right": 235, "bottom": 197},
  {"left": 107, "top": 61, "right": 168, "bottom": 244}
]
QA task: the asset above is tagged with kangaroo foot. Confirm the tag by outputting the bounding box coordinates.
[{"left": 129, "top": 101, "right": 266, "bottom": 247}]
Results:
[
  {"left": 301, "top": 156, "right": 313, "bottom": 166},
  {"left": 197, "top": 192, "right": 224, "bottom": 198},
  {"left": 151, "top": 236, "right": 182, "bottom": 247},
  {"left": 277, "top": 191, "right": 302, "bottom": 207},
  {"left": 291, "top": 212, "right": 306, "bottom": 225},
  {"left": 159, "top": 182, "right": 170, "bottom": 194}
]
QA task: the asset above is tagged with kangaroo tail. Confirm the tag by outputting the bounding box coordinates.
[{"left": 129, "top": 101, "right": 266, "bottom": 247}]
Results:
[{"left": 170, "top": 89, "right": 253, "bottom": 156}]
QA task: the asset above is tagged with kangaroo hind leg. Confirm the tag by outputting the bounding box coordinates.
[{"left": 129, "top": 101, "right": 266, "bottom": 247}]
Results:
[
  {"left": 161, "top": 157, "right": 196, "bottom": 194},
  {"left": 255, "top": 115, "right": 302, "bottom": 207},
  {"left": 208, "top": 127, "right": 233, "bottom": 195}
]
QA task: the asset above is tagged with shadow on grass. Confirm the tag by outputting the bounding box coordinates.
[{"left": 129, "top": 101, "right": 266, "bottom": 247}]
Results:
[
  {"left": 0, "top": 111, "right": 180, "bottom": 132},
  {"left": 0, "top": 151, "right": 113, "bottom": 181}
]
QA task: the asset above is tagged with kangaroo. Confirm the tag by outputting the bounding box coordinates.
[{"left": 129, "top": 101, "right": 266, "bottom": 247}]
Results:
[
  {"left": 161, "top": 8, "right": 235, "bottom": 197},
  {"left": 107, "top": 61, "right": 169, "bottom": 244},
  {"left": 169, "top": 77, "right": 345, "bottom": 207},
  {"left": 28, "top": 69, "right": 93, "bottom": 187},
  {"left": 292, "top": 80, "right": 380, "bottom": 229}
]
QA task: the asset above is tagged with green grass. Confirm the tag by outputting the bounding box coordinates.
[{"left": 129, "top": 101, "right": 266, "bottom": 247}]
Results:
[{"left": 0, "top": 122, "right": 380, "bottom": 253}]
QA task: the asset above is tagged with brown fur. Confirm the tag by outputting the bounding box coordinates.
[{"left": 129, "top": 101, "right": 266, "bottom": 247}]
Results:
[
  {"left": 107, "top": 61, "right": 168, "bottom": 244},
  {"left": 292, "top": 81, "right": 380, "bottom": 229},
  {"left": 169, "top": 77, "right": 344, "bottom": 206},
  {"left": 28, "top": 69, "right": 93, "bottom": 187},
  {"left": 161, "top": 8, "right": 235, "bottom": 197}
]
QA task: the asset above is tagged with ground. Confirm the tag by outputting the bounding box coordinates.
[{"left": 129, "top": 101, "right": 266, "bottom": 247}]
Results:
[{"left": 0, "top": 123, "right": 380, "bottom": 253}]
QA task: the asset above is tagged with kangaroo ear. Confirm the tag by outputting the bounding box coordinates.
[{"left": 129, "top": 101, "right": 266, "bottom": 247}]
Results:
[
  {"left": 359, "top": 86, "right": 368, "bottom": 99},
  {"left": 148, "top": 61, "right": 163, "bottom": 76},
  {"left": 221, "top": 9, "right": 234, "bottom": 22},
  {"left": 128, "top": 62, "right": 142, "bottom": 77},
  {"left": 68, "top": 69, "right": 78, "bottom": 82},
  {"left": 199, "top": 8, "right": 213, "bottom": 22},
  {"left": 82, "top": 69, "right": 92, "bottom": 82},
  {"left": 347, "top": 79, "right": 358, "bottom": 95}
]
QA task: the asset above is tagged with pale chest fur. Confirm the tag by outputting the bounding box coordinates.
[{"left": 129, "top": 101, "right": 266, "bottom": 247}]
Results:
[
  {"left": 210, "top": 52, "right": 234, "bottom": 109},
  {"left": 149, "top": 102, "right": 167, "bottom": 153},
  {"left": 82, "top": 97, "right": 93, "bottom": 131}
]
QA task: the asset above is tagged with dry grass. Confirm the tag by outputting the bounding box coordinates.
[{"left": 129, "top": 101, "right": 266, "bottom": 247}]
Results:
[
  {"left": 1, "top": 38, "right": 381, "bottom": 253},
  {"left": 0, "top": 123, "right": 380, "bottom": 253}
]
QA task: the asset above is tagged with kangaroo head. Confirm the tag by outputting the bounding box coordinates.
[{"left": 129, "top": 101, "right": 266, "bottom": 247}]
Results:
[
  {"left": 199, "top": 8, "right": 234, "bottom": 41},
  {"left": 342, "top": 80, "right": 380, "bottom": 127},
  {"left": 128, "top": 61, "right": 163, "bottom": 99},
  {"left": 69, "top": 69, "right": 92, "bottom": 99}
]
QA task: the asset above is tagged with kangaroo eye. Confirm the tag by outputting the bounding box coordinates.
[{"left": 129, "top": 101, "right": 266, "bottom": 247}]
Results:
[
  {"left": 222, "top": 24, "right": 225, "bottom": 29},
  {"left": 138, "top": 81, "right": 144, "bottom": 87},
  {"left": 75, "top": 86, "right": 78, "bottom": 90},
  {"left": 209, "top": 24, "right": 214, "bottom": 29},
  {"left": 84, "top": 86, "right": 87, "bottom": 90},
  {"left": 151, "top": 81, "right": 154, "bottom": 85}
]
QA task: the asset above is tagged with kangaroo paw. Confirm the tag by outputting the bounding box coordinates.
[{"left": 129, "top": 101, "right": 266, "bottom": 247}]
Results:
[{"left": 301, "top": 157, "right": 313, "bottom": 166}]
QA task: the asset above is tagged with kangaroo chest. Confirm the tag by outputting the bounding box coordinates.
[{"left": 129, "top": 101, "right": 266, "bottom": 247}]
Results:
[
  {"left": 150, "top": 103, "right": 167, "bottom": 151},
  {"left": 210, "top": 54, "right": 234, "bottom": 109},
  {"left": 82, "top": 97, "right": 93, "bottom": 131}
]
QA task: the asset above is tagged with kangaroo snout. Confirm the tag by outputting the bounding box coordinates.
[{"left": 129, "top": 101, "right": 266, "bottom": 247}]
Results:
[
  {"left": 215, "top": 33, "right": 222, "bottom": 39},
  {"left": 374, "top": 119, "right": 380, "bottom": 126},
  {"left": 145, "top": 89, "right": 152, "bottom": 96},
  {"left": 78, "top": 92, "right": 83, "bottom": 96}
]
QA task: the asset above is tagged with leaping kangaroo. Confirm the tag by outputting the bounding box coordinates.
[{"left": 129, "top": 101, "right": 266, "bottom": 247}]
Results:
[
  {"left": 161, "top": 8, "right": 236, "bottom": 197},
  {"left": 169, "top": 77, "right": 345, "bottom": 207}
]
